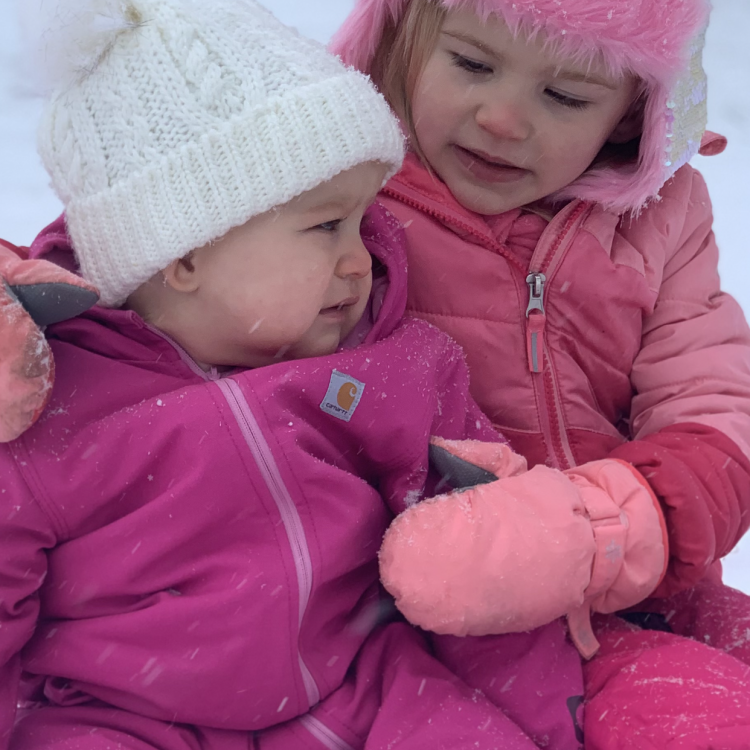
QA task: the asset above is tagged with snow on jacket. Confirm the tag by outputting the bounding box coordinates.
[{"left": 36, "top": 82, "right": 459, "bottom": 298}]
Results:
[
  {"left": 0, "top": 205, "right": 585, "bottom": 750},
  {"left": 377, "top": 152, "right": 750, "bottom": 598}
]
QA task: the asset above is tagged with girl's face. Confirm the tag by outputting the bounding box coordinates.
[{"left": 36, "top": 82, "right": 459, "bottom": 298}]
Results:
[
  {"left": 166, "top": 162, "right": 386, "bottom": 369},
  {"left": 410, "top": 8, "right": 639, "bottom": 214}
]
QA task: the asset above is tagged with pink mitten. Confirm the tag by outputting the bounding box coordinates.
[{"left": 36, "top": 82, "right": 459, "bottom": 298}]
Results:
[
  {"left": 379, "top": 438, "right": 668, "bottom": 658},
  {"left": 0, "top": 239, "right": 98, "bottom": 442}
]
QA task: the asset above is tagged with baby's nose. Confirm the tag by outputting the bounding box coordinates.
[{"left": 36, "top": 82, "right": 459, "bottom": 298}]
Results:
[{"left": 337, "top": 236, "right": 372, "bottom": 279}]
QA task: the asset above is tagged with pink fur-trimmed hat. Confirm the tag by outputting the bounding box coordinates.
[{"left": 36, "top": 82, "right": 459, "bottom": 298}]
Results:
[{"left": 331, "top": 0, "right": 712, "bottom": 213}]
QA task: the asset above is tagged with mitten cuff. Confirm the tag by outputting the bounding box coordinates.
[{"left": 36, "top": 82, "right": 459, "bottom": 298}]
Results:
[{"left": 565, "top": 459, "right": 668, "bottom": 658}]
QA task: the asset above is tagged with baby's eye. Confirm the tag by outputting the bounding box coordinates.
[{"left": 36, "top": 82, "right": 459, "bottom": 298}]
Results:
[
  {"left": 450, "top": 53, "right": 492, "bottom": 76},
  {"left": 313, "top": 219, "right": 342, "bottom": 232},
  {"left": 545, "top": 89, "right": 589, "bottom": 110}
]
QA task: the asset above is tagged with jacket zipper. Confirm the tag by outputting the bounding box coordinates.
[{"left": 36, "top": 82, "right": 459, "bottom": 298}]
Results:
[
  {"left": 382, "top": 184, "right": 590, "bottom": 470},
  {"left": 525, "top": 270, "right": 546, "bottom": 374},
  {"left": 524, "top": 201, "right": 590, "bottom": 368},
  {"left": 524, "top": 201, "right": 591, "bottom": 469},
  {"left": 141, "top": 323, "right": 321, "bottom": 708},
  {"left": 215, "top": 378, "right": 320, "bottom": 709}
]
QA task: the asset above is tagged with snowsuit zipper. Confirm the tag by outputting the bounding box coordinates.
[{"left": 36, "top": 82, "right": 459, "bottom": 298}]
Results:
[
  {"left": 299, "top": 714, "right": 357, "bottom": 750},
  {"left": 215, "top": 378, "right": 321, "bottom": 709},
  {"left": 141, "top": 324, "right": 321, "bottom": 709}
]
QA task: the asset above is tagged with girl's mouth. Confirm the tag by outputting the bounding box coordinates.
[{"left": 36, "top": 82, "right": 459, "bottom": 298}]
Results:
[{"left": 453, "top": 145, "right": 530, "bottom": 184}]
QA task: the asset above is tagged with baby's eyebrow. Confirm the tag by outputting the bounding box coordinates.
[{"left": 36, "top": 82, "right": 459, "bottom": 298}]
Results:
[
  {"left": 302, "top": 200, "right": 347, "bottom": 214},
  {"left": 290, "top": 194, "right": 348, "bottom": 216},
  {"left": 298, "top": 191, "right": 380, "bottom": 217}
]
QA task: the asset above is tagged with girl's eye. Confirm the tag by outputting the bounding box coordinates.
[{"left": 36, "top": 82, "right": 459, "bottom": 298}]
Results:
[
  {"left": 545, "top": 89, "right": 589, "bottom": 110},
  {"left": 450, "top": 53, "right": 492, "bottom": 76},
  {"left": 314, "top": 220, "right": 342, "bottom": 232}
]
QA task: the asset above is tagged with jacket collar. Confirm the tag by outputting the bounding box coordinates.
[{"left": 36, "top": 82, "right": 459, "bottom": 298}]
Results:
[
  {"left": 384, "top": 153, "right": 548, "bottom": 267},
  {"left": 385, "top": 153, "right": 523, "bottom": 243}
]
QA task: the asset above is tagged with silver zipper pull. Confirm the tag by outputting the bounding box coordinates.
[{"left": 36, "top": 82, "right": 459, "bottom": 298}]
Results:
[{"left": 525, "top": 272, "right": 546, "bottom": 316}]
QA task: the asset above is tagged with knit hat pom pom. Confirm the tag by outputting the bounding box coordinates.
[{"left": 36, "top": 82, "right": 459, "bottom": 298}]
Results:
[{"left": 19, "top": 0, "right": 145, "bottom": 94}]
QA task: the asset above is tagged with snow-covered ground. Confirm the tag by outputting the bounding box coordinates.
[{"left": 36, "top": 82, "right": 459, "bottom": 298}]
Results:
[{"left": 1, "top": 1, "right": 748, "bottom": 591}]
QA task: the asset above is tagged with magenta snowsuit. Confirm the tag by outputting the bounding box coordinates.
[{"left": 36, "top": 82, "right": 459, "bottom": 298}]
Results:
[{"left": 0, "top": 206, "right": 584, "bottom": 750}]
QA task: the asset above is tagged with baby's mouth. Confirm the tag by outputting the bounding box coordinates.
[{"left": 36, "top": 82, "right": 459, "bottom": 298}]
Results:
[{"left": 320, "top": 297, "right": 359, "bottom": 316}]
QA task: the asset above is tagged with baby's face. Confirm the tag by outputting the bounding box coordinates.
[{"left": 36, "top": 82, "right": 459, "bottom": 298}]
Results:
[
  {"left": 410, "top": 8, "right": 639, "bottom": 214},
  {"left": 175, "top": 161, "right": 387, "bottom": 369}
]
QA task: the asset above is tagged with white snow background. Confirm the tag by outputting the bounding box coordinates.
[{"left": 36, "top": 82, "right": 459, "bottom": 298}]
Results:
[{"left": 0, "top": 1, "right": 748, "bottom": 591}]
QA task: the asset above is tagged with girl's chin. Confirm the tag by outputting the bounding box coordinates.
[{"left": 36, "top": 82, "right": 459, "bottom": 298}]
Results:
[
  {"left": 431, "top": 159, "right": 534, "bottom": 214},
  {"left": 448, "top": 177, "right": 531, "bottom": 216}
]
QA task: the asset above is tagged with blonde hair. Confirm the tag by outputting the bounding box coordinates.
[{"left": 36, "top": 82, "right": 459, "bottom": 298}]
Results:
[{"left": 369, "top": 0, "right": 446, "bottom": 154}]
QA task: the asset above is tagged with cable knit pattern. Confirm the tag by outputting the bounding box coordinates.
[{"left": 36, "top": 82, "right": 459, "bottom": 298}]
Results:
[{"left": 36, "top": 0, "right": 405, "bottom": 305}]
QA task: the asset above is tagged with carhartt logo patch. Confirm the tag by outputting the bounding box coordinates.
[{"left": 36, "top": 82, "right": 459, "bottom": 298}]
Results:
[{"left": 321, "top": 370, "right": 365, "bottom": 422}]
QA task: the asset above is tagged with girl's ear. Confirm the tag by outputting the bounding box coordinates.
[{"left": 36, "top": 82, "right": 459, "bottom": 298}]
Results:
[
  {"left": 162, "top": 253, "right": 200, "bottom": 293},
  {"left": 608, "top": 98, "right": 645, "bottom": 145}
]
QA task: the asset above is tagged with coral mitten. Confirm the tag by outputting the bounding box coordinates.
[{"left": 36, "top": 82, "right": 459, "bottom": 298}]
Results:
[
  {"left": 379, "top": 438, "right": 668, "bottom": 658},
  {"left": 0, "top": 240, "right": 98, "bottom": 442}
]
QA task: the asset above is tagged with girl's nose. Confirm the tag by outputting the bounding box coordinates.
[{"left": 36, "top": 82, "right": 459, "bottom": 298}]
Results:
[
  {"left": 475, "top": 95, "right": 532, "bottom": 141},
  {"left": 336, "top": 234, "right": 372, "bottom": 280}
]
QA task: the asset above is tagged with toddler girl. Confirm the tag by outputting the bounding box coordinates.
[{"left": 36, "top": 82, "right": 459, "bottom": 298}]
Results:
[
  {"left": 0, "top": 1, "right": 598, "bottom": 748},
  {"left": 331, "top": 0, "right": 750, "bottom": 746}
]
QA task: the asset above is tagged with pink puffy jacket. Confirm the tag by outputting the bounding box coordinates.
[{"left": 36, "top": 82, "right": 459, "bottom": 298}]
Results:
[{"left": 378, "top": 152, "right": 750, "bottom": 598}]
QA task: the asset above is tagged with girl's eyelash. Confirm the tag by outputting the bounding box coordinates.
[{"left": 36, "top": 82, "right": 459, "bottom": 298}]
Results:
[
  {"left": 545, "top": 89, "right": 589, "bottom": 110},
  {"left": 450, "top": 53, "right": 492, "bottom": 75},
  {"left": 450, "top": 52, "right": 589, "bottom": 111}
]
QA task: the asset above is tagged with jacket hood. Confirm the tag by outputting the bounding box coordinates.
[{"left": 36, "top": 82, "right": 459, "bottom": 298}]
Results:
[
  {"left": 331, "top": 0, "right": 712, "bottom": 213},
  {"left": 28, "top": 204, "right": 409, "bottom": 351}
]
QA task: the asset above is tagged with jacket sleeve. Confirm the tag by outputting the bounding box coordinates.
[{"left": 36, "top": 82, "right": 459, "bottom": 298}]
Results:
[
  {"left": 0, "top": 448, "right": 57, "bottom": 750},
  {"left": 611, "top": 167, "right": 750, "bottom": 597}
]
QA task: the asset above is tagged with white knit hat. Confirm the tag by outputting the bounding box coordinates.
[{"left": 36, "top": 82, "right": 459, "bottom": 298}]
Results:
[{"left": 33, "top": 0, "right": 405, "bottom": 306}]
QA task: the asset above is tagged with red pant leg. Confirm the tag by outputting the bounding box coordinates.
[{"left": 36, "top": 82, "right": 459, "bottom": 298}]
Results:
[
  {"left": 639, "top": 578, "right": 750, "bottom": 667},
  {"left": 583, "top": 616, "right": 750, "bottom": 749}
]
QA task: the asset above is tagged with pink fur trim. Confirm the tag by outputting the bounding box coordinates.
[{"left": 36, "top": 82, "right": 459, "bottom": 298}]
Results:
[
  {"left": 330, "top": 0, "right": 710, "bottom": 213},
  {"left": 552, "top": 82, "right": 670, "bottom": 211},
  {"left": 444, "top": 0, "right": 708, "bottom": 82},
  {"left": 332, "top": 0, "right": 708, "bottom": 84}
]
